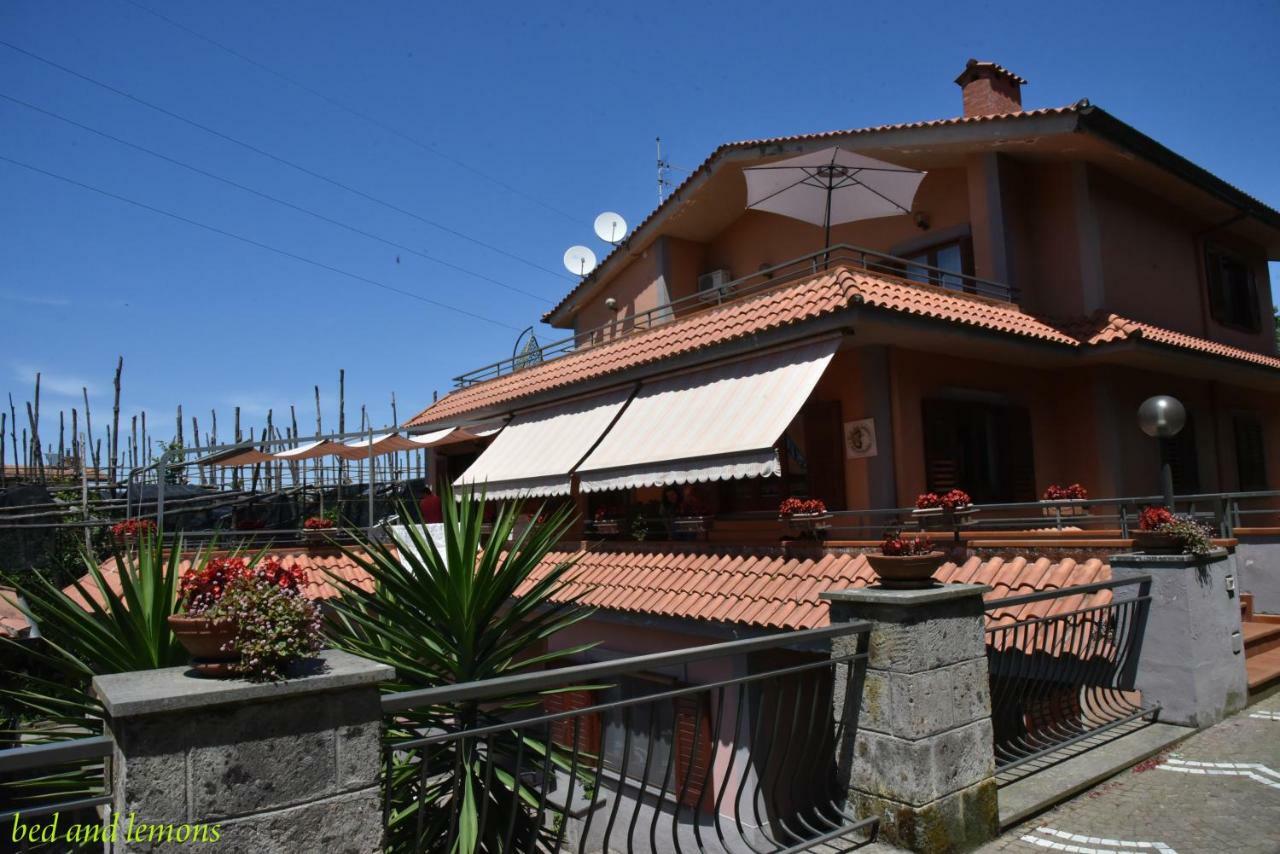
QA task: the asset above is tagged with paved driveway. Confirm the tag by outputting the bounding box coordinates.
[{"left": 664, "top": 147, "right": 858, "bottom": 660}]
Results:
[{"left": 980, "top": 695, "right": 1280, "bottom": 854}]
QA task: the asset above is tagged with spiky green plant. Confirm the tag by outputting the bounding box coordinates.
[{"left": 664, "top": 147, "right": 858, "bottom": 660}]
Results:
[{"left": 326, "top": 486, "right": 596, "bottom": 854}]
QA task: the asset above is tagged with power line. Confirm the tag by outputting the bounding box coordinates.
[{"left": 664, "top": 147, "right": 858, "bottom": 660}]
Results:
[
  {"left": 0, "top": 153, "right": 522, "bottom": 331},
  {"left": 0, "top": 90, "right": 551, "bottom": 304},
  {"left": 0, "top": 39, "right": 574, "bottom": 283},
  {"left": 118, "top": 0, "right": 582, "bottom": 225}
]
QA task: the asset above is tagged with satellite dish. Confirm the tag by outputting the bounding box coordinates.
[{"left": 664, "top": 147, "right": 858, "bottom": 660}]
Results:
[
  {"left": 563, "top": 245, "right": 597, "bottom": 276},
  {"left": 593, "top": 211, "right": 627, "bottom": 244}
]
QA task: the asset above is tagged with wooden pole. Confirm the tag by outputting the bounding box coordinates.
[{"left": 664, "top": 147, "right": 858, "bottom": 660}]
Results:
[
  {"left": 80, "top": 432, "right": 90, "bottom": 550},
  {"left": 58, "top": 410, "right": 65, "bottom": 473},
  {"left": 8, "top": 394, "right": 19, "bottom": 480},
  {"left": 233, "top": 407, "right": 241, "bottom": 492},
  {"left": 25, "top": 401, "right": 38, "bottom": 481},
  {"left": 338, "top": 369, "right": 346, "bottom": 487},
  {"left": 313, "top": 385, "right": 322, "bottom": 497},
  {"left": 32, "top": 373, "right": 44, "bottom": 483},
  {"left": 130, "top": 415, "right": 138, "bottom": 472},
  {"left": 109, "top": 356, "right": 122, "bottom": 489},
  {"left": 71, "top": 408, "right": 79, "bottom": 474},
  {"left": 0, "top": 412, "right": 6, "bottom": 488},
  {"left": 83, "top": 386, "right": 98, "bottom": 474},
  {"left": 192, "top": 416, "right": 204, "bottom": 485}
]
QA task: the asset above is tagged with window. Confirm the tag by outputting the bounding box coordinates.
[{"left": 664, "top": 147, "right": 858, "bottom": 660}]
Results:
[
  {"left": 1159, "top": 414, "right": 1200, "bottom": 494},
  {"left": 1204, "top": 245, "right": 1260, "bottom": 331},
  {"left": 903, "top": 238, "right": 974, "bottom": 293},
  {"left": 1233, "top": 415, "right": 1268, "bottom": 491},
  {"left": 921, "top": 398, "right": 1036, "bottom": 503}
]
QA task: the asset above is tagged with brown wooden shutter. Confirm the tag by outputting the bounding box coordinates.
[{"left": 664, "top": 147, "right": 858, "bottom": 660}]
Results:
[
  {"left": 544, "top": 690, "right": 601, "bottom": 757},
  {"left": 1005, "top": 406, "right": 1037, "bottom": 502},
  {"left": 673, "top": 694, "right": 715, "bottom": 811},
  {"left": 921, "top": 400, "right": 960, "bottom": 493}
]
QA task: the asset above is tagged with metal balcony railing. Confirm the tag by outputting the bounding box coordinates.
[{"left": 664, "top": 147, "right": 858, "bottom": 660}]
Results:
[
  {"left": 984, "top": 576, "right": 1156, "bottom": 772},
  {"left": 452, "top": 244, "right": 1018, "bottom": 388},
  {"left": 378, "top": 623, "right": 876, "bottom": 854}
]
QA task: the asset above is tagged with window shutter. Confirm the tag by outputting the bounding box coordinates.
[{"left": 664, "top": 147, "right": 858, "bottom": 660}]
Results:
[
  {"left": 673, "top": 694, "right": 715, "bottom": 811},
  {"left": 921, "top": 400, "right": 960, "bottom": 493},
  {"left": 1006, "top": 406, "right": 1037, "bottom": 502},
  {"left": 1160, "top": 414, "right": 1200, "bottom": 494},
  {"left": 544, "top": 689, "right": 601, "bottom": 757}
]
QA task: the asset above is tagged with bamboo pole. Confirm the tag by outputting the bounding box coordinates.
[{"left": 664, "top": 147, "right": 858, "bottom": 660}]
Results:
[
  {"left": 8, "top": 395, "right": 19, "bottom": 480},
  {"left": 313, "top": 385, "right": 323, "bottom": 497},
  {"left": 141, "top": 410, "right": 149, "bottom": 468},
  {"left": 338, "top": 369, "right": 346, "bottom": 488},
  {"left": 83, "top": 386, "right": 98, "bottom": 474},
  {"left": 1, "top": 412, "right": 6, "bottom": 488},
  {"left": 233, "top": 407, "right": 241, "bottom": 492},
  {"left": 109, "top": 356, "right": 122, "bottom": 489},
  {"left": 130, "top": 415, "right": 138, "bottom": 472},
  {"left": 25, "top": 401, "right": 38, "bottom": 481},
  {"left": 32, "top": 373, "right": 44, "bottom": 483},
  {"left": 71, "top": 408, "right": 79, "bottom": 474},
  {"left": 80, "top": 432, "right": 90, "bottom": 550}
]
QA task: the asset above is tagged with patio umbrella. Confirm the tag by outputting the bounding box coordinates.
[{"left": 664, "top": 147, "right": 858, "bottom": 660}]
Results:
[{"left": 744, "top": 147, "right": 926, "bottom": 250}]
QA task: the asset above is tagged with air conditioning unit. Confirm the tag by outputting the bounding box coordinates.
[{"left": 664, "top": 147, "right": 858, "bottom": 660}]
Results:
[{"left": 696, "top": 269, "right": 732, "bottom": 301}]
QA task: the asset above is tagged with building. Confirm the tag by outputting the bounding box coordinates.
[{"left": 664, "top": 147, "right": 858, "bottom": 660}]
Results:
[{"left": 408, "top": 60, "right": 1280, "bottom": 515}]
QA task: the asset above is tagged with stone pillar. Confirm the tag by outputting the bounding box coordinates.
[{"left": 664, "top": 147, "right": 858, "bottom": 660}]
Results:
[
  {"left": 823, "top": 584, "right": 997, "bottom": 853},
  {"left": 1110, "top": 548, "right": 1247, "bottom": 727},
  {"left": 92, "top": 649, "right": 392, "bottom": 853}
]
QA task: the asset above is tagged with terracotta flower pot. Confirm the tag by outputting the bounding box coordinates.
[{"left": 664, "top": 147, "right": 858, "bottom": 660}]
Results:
[
  {"left": 866, "top": 551, "right": 946, "bottom": 589},
  {"left": 168, "top": 614, "right": 239, "bottom": 677},
  {"left": 1132, "top": 530, "right": 1183, "bottom": 554}
]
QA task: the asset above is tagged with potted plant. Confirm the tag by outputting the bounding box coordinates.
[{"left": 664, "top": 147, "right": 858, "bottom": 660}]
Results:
[
  {"left": 913, "top": 489, "right": 976, "bottom": 523},
  {"left": 779, "top": 497, "right": 831, "bottom": 538},
  {"left": 302, "top": 509, "right": 337, "bottom": 546},
  {"left": 168, "top": 557, "right": 322, "bottom": 680},
  {"left": 111, "top": 518, "right": 156, "bottom": 554},
  {"left": 1132, "top": 506, "right": 1214, "bottom": 555},
  {"left": 1042, "top": 483, "right": 1090, "bottom": 517},
  {"left": 673, "top": 493, "right": 713, "bottom": 536},
  {"left": 589, "top": 506, "right": 622, "bottom": 535},
  {"left": 866, "top": 532, "right": 944, "bottom": 589}
]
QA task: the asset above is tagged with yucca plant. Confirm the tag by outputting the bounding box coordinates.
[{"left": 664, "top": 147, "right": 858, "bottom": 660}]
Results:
[
  {"left": 326, "top": 485, "right": 596, "bottom": 854},
  {"left": 0, "top": 532, "right": 241, "bottom": 818}
]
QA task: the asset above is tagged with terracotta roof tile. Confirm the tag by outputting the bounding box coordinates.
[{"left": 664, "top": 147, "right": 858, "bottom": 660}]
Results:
[
  {"left": 406, "top": 266, "right": 1079, "bottom": 428},
  {"left": 1081, "top": 313, "right": 1280, "bottom": 370}
]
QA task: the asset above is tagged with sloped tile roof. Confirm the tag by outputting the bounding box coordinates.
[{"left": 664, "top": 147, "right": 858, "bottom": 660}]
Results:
[
  {"left": 517, "top": 545, "right": 1113, "bottom": 631},
  {"left": 407, "top": 266, "right": 1077, "bottom": 427},
  {"left": 1082, "top": 313, "right": 1280, "bottom": 370},
  {"left": 0, "top": 586, "right": 31, "bottom": 638}
]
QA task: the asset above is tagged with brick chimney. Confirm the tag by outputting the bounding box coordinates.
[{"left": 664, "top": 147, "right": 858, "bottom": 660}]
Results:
[{"left": 955, "top": 59, "right": 1026, "bottom": 117}]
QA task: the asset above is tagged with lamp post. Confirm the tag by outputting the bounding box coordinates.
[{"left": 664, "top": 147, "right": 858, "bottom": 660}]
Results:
[{"left": 1137, "top": 395, "right": 1186, "bottom": 509}]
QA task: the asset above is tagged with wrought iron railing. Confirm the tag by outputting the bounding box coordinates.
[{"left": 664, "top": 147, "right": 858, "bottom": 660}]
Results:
[
  {"left": 378, "top": 623, "right": 875, "bottom": 853},
  {"left": 983, "top": 576, "right": 1155, "bottom": 771},
  {"left": 452, "top": 244, "right": 1017, "bottom": 388},
  {"left": 0, "top": 735, "right": 113, "bottom": 849}
]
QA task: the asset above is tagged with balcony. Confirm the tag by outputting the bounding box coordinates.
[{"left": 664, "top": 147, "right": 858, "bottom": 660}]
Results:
[{"left": 451, "top": 245, "right": 1017, "bottom": 389}]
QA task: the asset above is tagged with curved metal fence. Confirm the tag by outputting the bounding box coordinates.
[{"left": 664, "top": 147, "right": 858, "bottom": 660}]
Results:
[{"left": 984, "top": 576, "right": 1156, "bottom": 771}]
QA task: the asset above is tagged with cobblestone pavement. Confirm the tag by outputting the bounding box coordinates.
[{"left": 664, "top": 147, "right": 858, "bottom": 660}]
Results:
[{"left": 978, "top": 694, "right": 1280, "bottom": 854}]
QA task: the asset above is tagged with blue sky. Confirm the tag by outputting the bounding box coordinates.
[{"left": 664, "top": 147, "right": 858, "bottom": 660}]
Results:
[{"left": 2, "top": 0, "right": 1278, "bottom": 457}]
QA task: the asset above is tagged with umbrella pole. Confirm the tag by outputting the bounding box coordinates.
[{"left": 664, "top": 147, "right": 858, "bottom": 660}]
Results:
[{"left": 822, "top": 182, "right": 833, "bottom": 269}]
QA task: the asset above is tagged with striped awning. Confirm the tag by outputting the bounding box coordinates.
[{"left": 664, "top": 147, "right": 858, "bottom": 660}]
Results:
[
  {"left": 575, "top": 338, "right": 838, "bottom": 493},
  {"left": 453, "top": 388, "right": 633, "bottom": 499}
]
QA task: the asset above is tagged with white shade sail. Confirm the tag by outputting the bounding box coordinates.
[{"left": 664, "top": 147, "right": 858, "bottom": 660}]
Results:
[
  {"left": 745, "top": 147, "right": 925, "bottom": 228},
  {"left": 273, "top": 439, "right": 343, "bottom": 461},
  {"left": 330, "top": 433, "right": 420, "bottom": 460},
  {"left": 453, "top": 388, "right": 633, "bottom": 500},
  {"left": 575, "top": 338, "right": 839, "bottom": 493}
]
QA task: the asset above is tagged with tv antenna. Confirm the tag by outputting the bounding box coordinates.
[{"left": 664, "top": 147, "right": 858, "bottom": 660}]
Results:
[
  {"left": 563, "top": 245, "right": 597, "bottom": 277},
  {"left": 593, "top": 211, "right": 627, "bottom": 245},
  {"left": 656, "top": 136, "right": 673, "bottom": 204}
]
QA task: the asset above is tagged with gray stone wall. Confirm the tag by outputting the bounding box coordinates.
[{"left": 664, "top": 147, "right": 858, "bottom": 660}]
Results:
[
  {"left": 1111, "top": 549, "right": 1247, "bottom": 728},
  {"left": 825, "top": 584, "right": 998, "bottom": 853},
  {"left": 94, "top": 649, "right": 391, "bottom": 854},
  {"left": 1236, "top": 536, "right": 1280, "bottom": 615}
]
